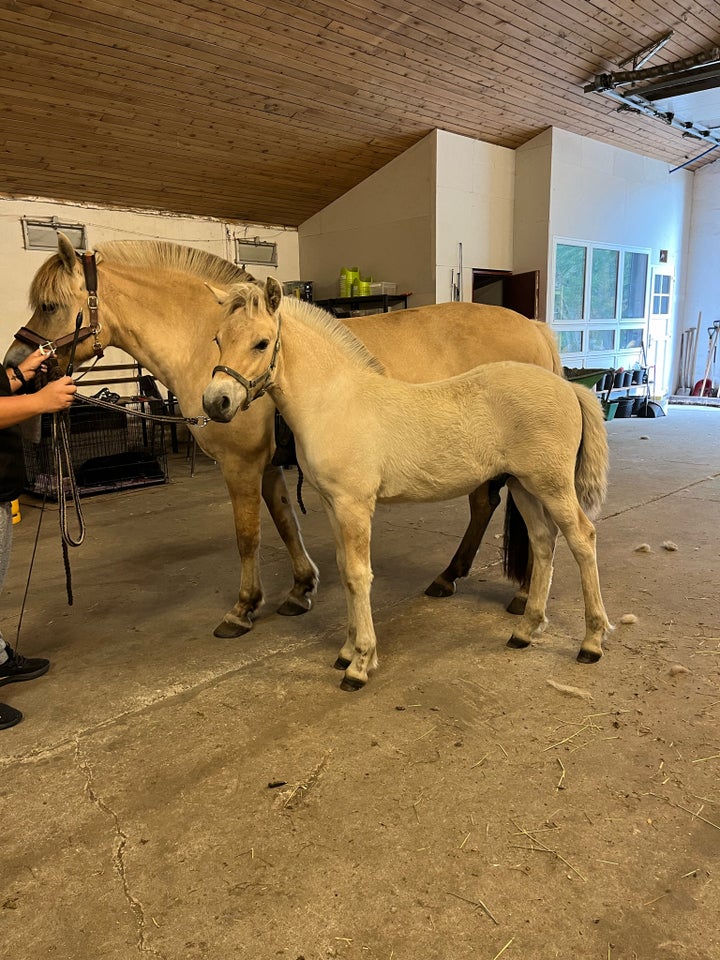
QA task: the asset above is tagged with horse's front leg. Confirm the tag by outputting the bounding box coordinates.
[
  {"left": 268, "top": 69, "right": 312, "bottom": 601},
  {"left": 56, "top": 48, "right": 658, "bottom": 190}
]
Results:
[
  {"left": 322, "top": 495, "right": 377, "bottom": 691},
  {"left": 213, "top": 458, "right": 266, "bottom": 638},
  {"left": 261, "top": 463, "right": 319, "bottom": 616}
]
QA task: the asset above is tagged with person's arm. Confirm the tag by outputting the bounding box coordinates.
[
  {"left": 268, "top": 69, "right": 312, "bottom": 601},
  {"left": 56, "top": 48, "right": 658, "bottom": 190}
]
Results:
[{"left": 0, "top": 376, "right": 77, "bottom": 429}]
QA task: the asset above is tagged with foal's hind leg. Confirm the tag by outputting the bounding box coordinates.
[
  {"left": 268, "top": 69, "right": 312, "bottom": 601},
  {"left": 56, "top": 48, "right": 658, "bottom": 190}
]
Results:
[
  {"left": 261, "top": 464, "right": 319, "bottom": 616},
  {"left": 425, "top": 479, "right": 504, "bottom": 597},
  {"left": 503, "top": 480, "right": 557, "bottom": 650},
  {"left": 542, "top": 499, "right": 611, "bottom": 663}
]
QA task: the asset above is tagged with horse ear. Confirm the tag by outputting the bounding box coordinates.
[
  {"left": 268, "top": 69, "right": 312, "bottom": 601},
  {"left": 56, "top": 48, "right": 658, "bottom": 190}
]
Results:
[
  {"left": 205, "top": 282, "right": 229, "bottom": 304},
  {"left": 265, "top": 277, "right": 283, "bottom": 313},
  {"left": 57, "top": 231, "right": 78, "bottom": 272}
]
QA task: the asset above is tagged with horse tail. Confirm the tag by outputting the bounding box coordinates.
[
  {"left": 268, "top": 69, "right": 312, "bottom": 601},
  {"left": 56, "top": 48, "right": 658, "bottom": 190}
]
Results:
[
  {"left": 503, "top": 489, "right": 530, "bottom": 585},
  {"left": 572, "top": 384, "right": 609, "bottom": 519},
  {"left": 536, "top": 321, "right": 564, "bottom": 376}
]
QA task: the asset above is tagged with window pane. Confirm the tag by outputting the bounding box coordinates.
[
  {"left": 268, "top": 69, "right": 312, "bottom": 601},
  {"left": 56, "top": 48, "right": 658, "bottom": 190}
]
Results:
[
  {"left": 554, "top": 245, "right": 586, "bottom": 321},
  {"left": 653, "top": 274, "right": 670, "bottom": 295},
  {"left": 589, "top": 249, "right": 618, "bottom": 319},
  {"left": 588, "top": 329, "right": 615, "bottom": 351},
  {"left": 558, "top": 330, "right": 583, "bottom": 353},
  {"left": 619, "top": 328, "right": 644, "bottom": 349},
  {"left": 621, "top": 252, "right": 648, "bottom": 318}
]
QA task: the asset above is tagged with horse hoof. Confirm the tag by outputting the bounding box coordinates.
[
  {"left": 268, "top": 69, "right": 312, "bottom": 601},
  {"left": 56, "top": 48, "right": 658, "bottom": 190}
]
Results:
[
  {"left": 424, "top": 579, "right": 456, "bottom": 598},
  {"left": 333, "top": 656, "right": 351, "bottom": 671},
  {"left": 577, "top": 648, "right": 602, "bottom": 664},
  {"left": 506, "top": 596, "right": 527, "bottom": 616},
  {"left": 506, "top": 634, "right": 531, "bottom": 649},
  {"left": 213, "top": 618, "right": 253, "bottom": 638},
  {"left": 277, "top": 597, "right": 312, "bottom": 617},
  {"left": 340, "top": 675, "right": 366, "bottom": 691}
]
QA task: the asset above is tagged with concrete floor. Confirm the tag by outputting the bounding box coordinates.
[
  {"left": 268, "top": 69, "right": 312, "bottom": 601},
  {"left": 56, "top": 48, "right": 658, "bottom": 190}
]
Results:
[{"left": 1, "top": 406, "right": 719, "bottom": 959}]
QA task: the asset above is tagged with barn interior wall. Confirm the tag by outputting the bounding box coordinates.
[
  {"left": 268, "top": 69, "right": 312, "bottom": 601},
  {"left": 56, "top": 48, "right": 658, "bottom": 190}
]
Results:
[
  {"left": 434, "top": 130, "right": 515, "bottom": 303},
  {"left": 513, "top": 128, "right": 553, "bottom": 318},
  {"left": 681, "top": 161, "right": 720, "bottom": 387},
  {"left": 0, "top": 195, "right": 300, "bottom": 370},
  {"left": 297, "top": 132, "right": 437, "bottom": 304},
  {"left": 545, "top": 127, "right": 695, "bottom": 394}
]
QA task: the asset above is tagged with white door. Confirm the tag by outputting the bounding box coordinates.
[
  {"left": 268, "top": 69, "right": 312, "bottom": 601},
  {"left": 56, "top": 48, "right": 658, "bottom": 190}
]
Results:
[{"left": 648, "top": 269, "right": 673, "bottom": 395}]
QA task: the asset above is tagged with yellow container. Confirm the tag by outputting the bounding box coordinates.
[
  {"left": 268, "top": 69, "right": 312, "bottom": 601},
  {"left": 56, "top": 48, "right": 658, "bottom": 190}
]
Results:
[{"left": 11, "top": 499, "right": 21, "bottom": 524}]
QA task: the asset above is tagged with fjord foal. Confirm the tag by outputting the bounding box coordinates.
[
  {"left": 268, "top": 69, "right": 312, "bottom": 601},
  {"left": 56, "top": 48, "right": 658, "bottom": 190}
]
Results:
[
  {"left": 7, "top": 233, "right": 561, "bottom": 638},
  {"left": 203, "top": 280, "right": 612, "bottom": 690}
]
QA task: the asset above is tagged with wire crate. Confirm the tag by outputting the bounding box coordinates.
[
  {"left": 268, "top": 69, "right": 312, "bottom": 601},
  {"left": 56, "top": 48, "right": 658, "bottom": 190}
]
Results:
[{"left": 22, "top": 401, "right": 168, "bottom": 500}]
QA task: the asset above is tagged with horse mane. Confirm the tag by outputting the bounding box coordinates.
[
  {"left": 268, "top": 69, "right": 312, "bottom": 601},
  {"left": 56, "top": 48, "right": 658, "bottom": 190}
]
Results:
[
  {"left": 29, "top": 240, "right": 253, "bottom": 309},
  {"left": 223, "top": 283, "right": 386, "bottom": 376}
]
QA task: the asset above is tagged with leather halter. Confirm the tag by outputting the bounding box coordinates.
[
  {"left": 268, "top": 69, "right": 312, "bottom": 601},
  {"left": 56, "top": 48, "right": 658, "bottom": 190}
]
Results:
[
  {"left": 14, "top": 250, "right": 104, "bottom": 361},
  {"left": 212, "top": 315, "right": 282, "bottom": 411}
]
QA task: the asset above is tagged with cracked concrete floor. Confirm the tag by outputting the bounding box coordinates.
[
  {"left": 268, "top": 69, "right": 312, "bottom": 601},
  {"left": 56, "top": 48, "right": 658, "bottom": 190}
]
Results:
[{"left": 1, "top": 406, "right": 719, "bottom": 960}]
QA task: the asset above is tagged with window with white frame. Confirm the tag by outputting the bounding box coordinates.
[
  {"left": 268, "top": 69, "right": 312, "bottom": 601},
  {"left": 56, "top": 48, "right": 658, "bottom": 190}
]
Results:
[{"left": 552, "top": 239, "right": 650, "bottom": 369}]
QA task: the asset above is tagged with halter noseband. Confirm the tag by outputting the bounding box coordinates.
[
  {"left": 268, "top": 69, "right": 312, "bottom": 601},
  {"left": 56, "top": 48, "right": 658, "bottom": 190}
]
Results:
[
  {"left": 212, "top": 314, "right": 282, "bottom": 411},
  {"left": 14, "top": 250, "right": 104, "bottom": 362}
]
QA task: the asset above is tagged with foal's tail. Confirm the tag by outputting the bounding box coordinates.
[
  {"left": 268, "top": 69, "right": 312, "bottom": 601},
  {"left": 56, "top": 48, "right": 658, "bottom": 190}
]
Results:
[{"left": 572, "top": 384, "right": 609, "bottom": 519}]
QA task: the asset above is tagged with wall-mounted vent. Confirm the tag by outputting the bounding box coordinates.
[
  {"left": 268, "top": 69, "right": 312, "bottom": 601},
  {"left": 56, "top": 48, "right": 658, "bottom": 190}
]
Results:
[
  {"left": 21, "top": 217, "right": 87, "bottom": 251},
  {"left": 234, "top": 238, "right": 278, "bottom": 267}
]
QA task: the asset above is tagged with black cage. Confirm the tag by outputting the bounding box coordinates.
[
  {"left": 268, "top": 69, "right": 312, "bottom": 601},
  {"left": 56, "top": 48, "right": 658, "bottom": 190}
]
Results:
[{"left": 23, "top": 402, "right": 168, "bottom": 500}]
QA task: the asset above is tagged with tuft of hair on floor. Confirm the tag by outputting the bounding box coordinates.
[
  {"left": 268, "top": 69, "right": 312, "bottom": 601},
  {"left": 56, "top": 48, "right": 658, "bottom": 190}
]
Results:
[
  {"left": 546, "top": 679, "right": 594, "bottom": 701},
  {"left": 662, "top": 540, "right": 679, "bottom": 551},
  {"left": 634, "top": 543, "right": 652, "bottom": 553},
  {"left": 669, "top": 664, "right": 690, "bottom": 676},
  {"left": 620, "top": 613, "right": 638, "bottom": 624}
]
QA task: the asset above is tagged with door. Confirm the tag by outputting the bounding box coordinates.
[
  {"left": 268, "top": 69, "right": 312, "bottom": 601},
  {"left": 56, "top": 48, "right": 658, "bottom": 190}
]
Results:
[
  {"left": 472, "top": 270, "right": 540, "bottom": 319},
  {"left": 648, "top": 269, "right": 673, "bottom": 394}
]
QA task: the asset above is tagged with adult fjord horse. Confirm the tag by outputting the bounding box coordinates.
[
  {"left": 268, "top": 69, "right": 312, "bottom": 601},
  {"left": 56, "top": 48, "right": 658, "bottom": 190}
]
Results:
[
  {"left": 6, "top": 233, "right": 562, "bottom": 638},
  {"left": 202, "top": 279, "right": 611, "bottom": 690}
]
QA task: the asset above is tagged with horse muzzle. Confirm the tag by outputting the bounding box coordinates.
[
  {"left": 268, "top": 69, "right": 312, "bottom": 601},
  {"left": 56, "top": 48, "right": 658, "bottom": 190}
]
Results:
[{"left": 202, "top": 380, "right": 245, "bottom": 423}]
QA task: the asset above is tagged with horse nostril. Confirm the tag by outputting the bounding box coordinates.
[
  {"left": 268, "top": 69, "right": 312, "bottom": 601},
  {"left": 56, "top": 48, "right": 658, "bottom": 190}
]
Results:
[{"left": 220, "top": 395, "right": 230, "bottom": 411}]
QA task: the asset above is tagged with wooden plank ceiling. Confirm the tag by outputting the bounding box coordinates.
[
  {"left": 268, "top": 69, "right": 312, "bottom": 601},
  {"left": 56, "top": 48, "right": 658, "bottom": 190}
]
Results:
[{"left": 1, "top": 0, "right": 719, "bottom": 227}]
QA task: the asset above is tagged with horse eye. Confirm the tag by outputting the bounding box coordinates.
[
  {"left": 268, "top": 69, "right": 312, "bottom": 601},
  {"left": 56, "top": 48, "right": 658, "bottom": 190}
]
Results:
[
  {"left": 41, "top": 302, "right": 57, "bottom": 313},
  {"left": 254, "top": 339, "right": 270, "bottom": 351}
]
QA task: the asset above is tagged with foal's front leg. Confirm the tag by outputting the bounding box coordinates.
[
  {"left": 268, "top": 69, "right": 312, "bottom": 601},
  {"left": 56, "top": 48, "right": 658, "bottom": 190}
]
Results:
[{"left": 322, "top": 495, "right": 377, "bottom": 691}]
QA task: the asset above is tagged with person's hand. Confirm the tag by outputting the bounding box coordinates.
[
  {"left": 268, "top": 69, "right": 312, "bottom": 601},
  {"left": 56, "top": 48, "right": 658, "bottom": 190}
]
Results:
[
  {"left": 13, "top": 348, "right": 49, "bottom": 384},
  {"left": 37, "top": 376, "right": 76, "bottom": 413}
]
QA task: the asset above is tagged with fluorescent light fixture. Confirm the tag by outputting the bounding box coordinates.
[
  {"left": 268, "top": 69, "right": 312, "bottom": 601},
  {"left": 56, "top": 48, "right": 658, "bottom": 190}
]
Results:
[{"left": 235, "top": 238, "right": 278, "bottom": 267}]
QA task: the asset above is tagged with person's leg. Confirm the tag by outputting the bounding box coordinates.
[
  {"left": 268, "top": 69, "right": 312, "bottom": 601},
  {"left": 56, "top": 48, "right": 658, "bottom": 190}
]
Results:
[
  {"left": 0, "top": 501, "right": 21, "bottom": 728},
  {"left": 0, "top": 501, "right": 50, "bottom": 728}
]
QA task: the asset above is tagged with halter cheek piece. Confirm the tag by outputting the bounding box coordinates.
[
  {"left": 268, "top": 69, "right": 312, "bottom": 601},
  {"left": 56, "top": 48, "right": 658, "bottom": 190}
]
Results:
[
  {"left": 212, "top": 314, "right": 282, "bottom": 411},
  {"left": 13, "top": 251, "right": 105, "bottom": 364}
]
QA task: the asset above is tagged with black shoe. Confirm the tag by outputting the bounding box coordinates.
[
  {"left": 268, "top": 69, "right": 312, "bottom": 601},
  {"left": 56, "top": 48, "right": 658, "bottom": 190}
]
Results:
[
  {"left": 0, "top": 703, "right": 23, "bottom": 729},
  {"left": 0, "top": 647, "right": 50, "bottom": 686}
]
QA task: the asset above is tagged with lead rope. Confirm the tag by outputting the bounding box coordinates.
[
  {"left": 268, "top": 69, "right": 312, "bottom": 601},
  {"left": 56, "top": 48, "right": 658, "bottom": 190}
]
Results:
[
  {"left": 296, "top": 465, "right": 307, "bottom": 515},
  {"left": 52, "top": 408, "right": 86, "bottom": 605}
]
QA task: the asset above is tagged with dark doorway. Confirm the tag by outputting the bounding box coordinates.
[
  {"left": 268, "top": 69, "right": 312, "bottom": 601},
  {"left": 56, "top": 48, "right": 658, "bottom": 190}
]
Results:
[{"left": 472, "top": 269, "right": 540, "bottom": 319}]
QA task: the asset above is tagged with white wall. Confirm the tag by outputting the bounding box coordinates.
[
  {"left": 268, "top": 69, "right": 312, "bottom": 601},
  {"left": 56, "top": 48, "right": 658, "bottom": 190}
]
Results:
[
  {"left": 298, "top": 133, "right": 436, "bottom": 304},
  {"left": 435, "top": 130, "right": 515, "bottom": 303},
  {"left": 545, "top": 128, "right": 695, "bottom": 393},
  {"left": 682, "top": 161, "right": 720, "bottom": 386},
  {"left": 0, "top": 195, "right": 299, "bottom": 359},
  {"left": 513, "top": 129, "right": 552, "bottom": 319}
]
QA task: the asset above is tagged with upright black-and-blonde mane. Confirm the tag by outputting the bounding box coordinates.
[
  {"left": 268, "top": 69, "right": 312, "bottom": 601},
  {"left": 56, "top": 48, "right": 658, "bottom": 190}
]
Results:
[
  {"left": 29, "top": 240, "right": 254, "bottom": 309},
  {"left": 223, "top": 282, "right": 386, "bottom": 376}
]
